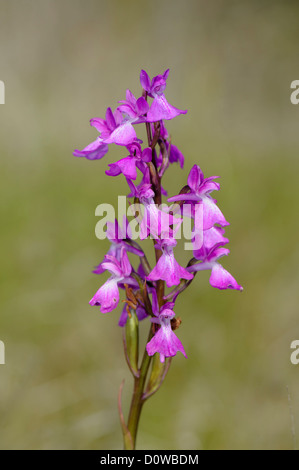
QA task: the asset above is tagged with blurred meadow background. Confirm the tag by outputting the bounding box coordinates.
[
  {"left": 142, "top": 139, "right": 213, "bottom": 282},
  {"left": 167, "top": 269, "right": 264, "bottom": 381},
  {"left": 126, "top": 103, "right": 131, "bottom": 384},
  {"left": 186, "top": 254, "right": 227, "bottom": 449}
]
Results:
[{"left": 1, "top": 0, "right": 299, "bottom": 450}]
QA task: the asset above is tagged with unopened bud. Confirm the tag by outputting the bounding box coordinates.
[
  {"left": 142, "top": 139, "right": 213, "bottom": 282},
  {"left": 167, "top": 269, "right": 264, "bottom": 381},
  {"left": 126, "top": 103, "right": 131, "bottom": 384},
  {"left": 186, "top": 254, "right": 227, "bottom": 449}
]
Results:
[
  {"left": 125, "top": 309, "right": 139, "bottom": 375},
  {"left": 145, "top": 352, "right": 171, "bottom": 399}
]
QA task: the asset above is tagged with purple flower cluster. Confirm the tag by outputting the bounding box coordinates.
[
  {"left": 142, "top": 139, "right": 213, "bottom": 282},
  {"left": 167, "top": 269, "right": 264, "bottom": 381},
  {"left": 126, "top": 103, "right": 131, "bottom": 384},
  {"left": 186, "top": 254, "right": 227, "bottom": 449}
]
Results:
[
  {"left": 169, "top": 164, "right": 243, "bottom": 291},
  {"left": 74, "top": 69, "right": 242, "bottom": 364}
]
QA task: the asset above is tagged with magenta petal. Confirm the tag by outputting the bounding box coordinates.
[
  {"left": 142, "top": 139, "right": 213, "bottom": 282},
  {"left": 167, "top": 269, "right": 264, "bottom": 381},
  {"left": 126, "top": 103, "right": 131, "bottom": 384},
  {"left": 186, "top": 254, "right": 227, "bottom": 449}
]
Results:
[
  {"left": 169, "top": 144, "right": 184, "bottom": 168},
  {"left": 114, "top": 108, "right": 123, "bottom": 126},
  {"left": 126, "top": 178, "right": 137, "bottom": 198},
  {"left": 140, "top": 69, "right": 151, "bottom": 92},
  {"left": 105, "top": 121, "right": 137, "bottom": 145},
  {"left": 142, "top": 147, "right": 152, "bottom": 163},
  {"left": 202, "top": 197, "right": 229, "bottom": 230},
  {"left": 210, "top": 264, "right": 243, "bottom": 291},
  {"left": 73, "top": 139, "right": 109, "bottom": 160},
  {"left": 147, "top": 251, "right": 193, "bottom": 288},
  {"left": 139, "top": 216, "right": 150, "bottom": 240},
  {"left": 93, "top": 263, "right": 106, "bottom": 275},
  {"left": 139, "top": 204, "right": 170, "bottom": 239},
  {"left": 120, "top": 248, "right": 132, "bottom": 277},
  {"left": 125, "top": 244, "right": 144, "bottom": 257},
  {"left": 147, "top": 95, "right": 187, "bottom": 122},
  {"left": 163, "top": 69, "right": 170, "bottom": 80},
  {"left": 176, "top": 263, "right": 194, "bottom": 284},
  {"left": 106, "top": 219, "right": 119, "bottom": 242},
  {"left": 136, "top": 96, "right": 149, "bottom": 115},
  {"left": 89, "top": 278, "right": 120, "bottom": 313},
  {"left": 105, "top": 107, "right": 116, "bottom": 131},
  {"left": 152, "top": 290, "right": 160, "bottom": 317},
  {"left": 186, "top": 261, "right": 211, "bottom": 273},
  {"left": 146, "top": 330, "right": 162, "bottom": 357},
  {"left": 198, "top": 181, "right": 220, "bottom": 195},
  {"left": 125, "top": 89, "right": 136, "bottom": 105},
  {"left": 151, "top": 75, "right": 167, "bottom": 95},
  {"left": 117, "top": 157, "right": 138, "bottom": 180},
  {"left": 146, "top": 256, "right": 168, "bottom": 283},
  {"left": 118, "top": 304, "right": 128, "bottom": 327},
  {"left": 187, "top": 165, "right": 203, "bottom": 192},
  {"left": 136, "top": 305, "right": 148, "bottom": 322},
  {"left": 121, "top": 277, "right": 139, "bottom": 288},
  {"left": 90, "top": 117, "right": 108, "bottom": 133},
  {"left": 117, "top": 103, "right": 136, "bottom": 118},
  {"left": 106, "top": 163, "right": 122, "bottom": 177},
  {"left": 208, "top": 247, "right": 230, "bottom": 263},
  {"left": 146, "top": 325, "right": 187, "bottom": 362},
  {"left": 134, "top": 162, "right": 147, "bottom": 175},
  {"left": 194, "top": 226, "right": 229, "bottom": 260},
  {"left": 100, "top": 261, "right": 122, "bottom": 277}
]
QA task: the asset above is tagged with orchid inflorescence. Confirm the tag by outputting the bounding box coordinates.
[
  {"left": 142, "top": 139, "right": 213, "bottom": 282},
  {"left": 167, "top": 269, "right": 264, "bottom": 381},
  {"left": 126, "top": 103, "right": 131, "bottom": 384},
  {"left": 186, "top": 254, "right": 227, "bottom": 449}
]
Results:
[{"left": 74, "top": 69, "right": 242, "bottom": 449}]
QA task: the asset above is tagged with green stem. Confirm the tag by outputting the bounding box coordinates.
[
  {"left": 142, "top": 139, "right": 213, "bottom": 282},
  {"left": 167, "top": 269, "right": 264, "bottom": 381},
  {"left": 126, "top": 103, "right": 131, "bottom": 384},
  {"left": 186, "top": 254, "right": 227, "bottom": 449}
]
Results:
[{"left": 125, "top": 327, "right": 153, "bottom": 449}]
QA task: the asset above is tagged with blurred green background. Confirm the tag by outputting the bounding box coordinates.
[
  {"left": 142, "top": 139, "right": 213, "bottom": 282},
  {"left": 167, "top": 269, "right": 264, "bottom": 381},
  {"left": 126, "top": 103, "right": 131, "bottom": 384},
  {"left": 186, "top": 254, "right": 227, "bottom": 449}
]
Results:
[{"left": 1, "top": 0, "right": 299, "bottom": 450}]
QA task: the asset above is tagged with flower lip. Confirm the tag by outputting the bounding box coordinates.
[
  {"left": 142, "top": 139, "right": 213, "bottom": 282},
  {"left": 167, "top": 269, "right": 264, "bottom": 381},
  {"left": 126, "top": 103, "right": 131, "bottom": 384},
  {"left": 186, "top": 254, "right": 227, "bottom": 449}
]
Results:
[{"left": 146, "top": 304, "right": 187, "bottom": 362}]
